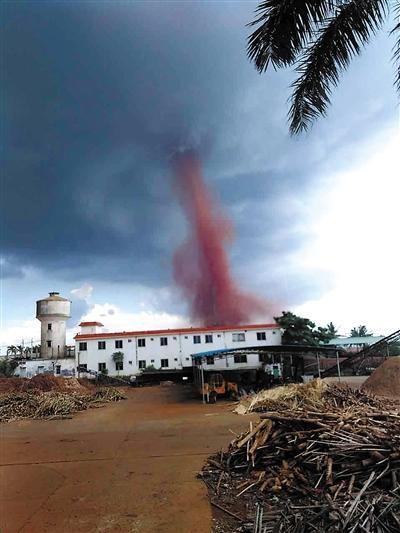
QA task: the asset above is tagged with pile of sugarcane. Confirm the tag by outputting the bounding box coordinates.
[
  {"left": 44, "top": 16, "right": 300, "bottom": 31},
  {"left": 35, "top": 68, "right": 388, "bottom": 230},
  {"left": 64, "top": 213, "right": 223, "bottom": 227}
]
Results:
[
  {"left": 91, "top": 387, "right": 127, "bottom": 403},
  {"left": 201, "top": 386, "right": 400, "bottom": 532},
  {"left": 0, "top": 387, "right": 127, "bottom": 422}
]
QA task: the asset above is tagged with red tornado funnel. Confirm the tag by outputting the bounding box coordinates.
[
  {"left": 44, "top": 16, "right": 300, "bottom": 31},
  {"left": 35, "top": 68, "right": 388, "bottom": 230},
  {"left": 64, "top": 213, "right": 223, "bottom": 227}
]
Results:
[{"left": 172, "top": 150, "right": 268, "bottom": 327}]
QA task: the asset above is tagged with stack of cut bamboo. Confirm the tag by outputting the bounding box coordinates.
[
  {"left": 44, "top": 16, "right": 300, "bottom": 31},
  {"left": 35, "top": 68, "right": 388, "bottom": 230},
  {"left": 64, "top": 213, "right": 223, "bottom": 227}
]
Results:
[
  {"left": 201, "top": 386, "right": 400, "bottom": 532},
  {"left": 0, "top": 387, "right": 126, "bottom": 422}
]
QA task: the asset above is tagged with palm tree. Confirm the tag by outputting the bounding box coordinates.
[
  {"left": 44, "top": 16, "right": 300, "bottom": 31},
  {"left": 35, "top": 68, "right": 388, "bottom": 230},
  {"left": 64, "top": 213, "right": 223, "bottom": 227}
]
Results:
[
  {"left": 6, "top": 345, "right": 17, "bottom": 356},
  {"left": 248, "top": 1, "right": 400, "bottom": 134},
  {"left": 350, "top": 325, "right": 373, "bottom": 337},
  {"left": 326, "top": 322, "right": 339, "bottom": 338}
]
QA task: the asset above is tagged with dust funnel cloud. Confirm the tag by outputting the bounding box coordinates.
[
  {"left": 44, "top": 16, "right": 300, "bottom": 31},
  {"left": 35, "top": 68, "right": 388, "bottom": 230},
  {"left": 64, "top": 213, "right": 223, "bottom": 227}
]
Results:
[{"left": 172, "top": 150, "right": 268, "bottom": 327}]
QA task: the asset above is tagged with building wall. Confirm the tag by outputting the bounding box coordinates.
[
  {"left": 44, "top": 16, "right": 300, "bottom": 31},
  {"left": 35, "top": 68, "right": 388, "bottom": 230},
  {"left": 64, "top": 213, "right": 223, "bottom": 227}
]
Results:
[
  {"left": 15, "top": 358, "right": 76, "bottom": 378},
  {"left": 75, "top": 326, "right": 281, "bottom": 376},
  {"left": 40, "top": 319, "right": 67, "bottom": 358}
]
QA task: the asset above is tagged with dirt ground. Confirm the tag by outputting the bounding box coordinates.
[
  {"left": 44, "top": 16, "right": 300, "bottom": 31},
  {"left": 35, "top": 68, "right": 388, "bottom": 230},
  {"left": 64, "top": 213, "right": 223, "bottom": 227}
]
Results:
[{"left": 0, "top": 385, "right": 253, "bottom": 533}]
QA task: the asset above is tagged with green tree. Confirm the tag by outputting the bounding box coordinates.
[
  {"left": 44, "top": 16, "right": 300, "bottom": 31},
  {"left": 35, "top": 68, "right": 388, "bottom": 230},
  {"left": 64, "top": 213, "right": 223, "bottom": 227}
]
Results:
[
  {"left": 350, "top": 325, "right": 373, "bottom": 337},
  {"left": 0, "top": 358, "right": 19, "bottom": 377},
  {"left": 274, "top": 311, "right": 333, "bottom": 345},
  {"left": 112, "top": 351, "right": 124, "bottom": 375},
  {"left": 326, "top": 322, "right": 339, "bottom": 338},
  {"left": 247, "top": 1, "right": 400, "bottom": 134}
]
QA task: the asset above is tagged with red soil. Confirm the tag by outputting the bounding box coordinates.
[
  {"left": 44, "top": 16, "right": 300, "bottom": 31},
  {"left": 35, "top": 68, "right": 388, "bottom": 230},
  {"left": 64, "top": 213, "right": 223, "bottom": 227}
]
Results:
[
  {"left": 0, "top": 375, "right": 89, "bottom": 394},
  {"left": 361, "top": 357, "right": 400, "bottom": 399}
]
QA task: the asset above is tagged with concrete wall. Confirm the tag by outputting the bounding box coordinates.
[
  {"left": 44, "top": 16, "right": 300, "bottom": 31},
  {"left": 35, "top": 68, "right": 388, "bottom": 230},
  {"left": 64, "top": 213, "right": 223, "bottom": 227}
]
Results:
[
  {"left": 36, "top": 296, "right": 71, "bottom": 358},
  {"left": 39, "top": 319, "right": 67, "bottom": 358},
  {"left": 14, "top": 358, "right": 76, "bottom": 378},
  {"left": 75, "top": 326, "right": 281, "bottom": 376}
]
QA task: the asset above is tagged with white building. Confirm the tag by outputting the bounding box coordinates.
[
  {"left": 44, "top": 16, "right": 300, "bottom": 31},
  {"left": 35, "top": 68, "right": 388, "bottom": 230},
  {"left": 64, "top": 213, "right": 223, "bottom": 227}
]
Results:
[
  {"left": 15, "top": 358, "right": 76, "bottom": 378},
  {"left": 74, "top": 322, "right": 281, "bottom": 377}
]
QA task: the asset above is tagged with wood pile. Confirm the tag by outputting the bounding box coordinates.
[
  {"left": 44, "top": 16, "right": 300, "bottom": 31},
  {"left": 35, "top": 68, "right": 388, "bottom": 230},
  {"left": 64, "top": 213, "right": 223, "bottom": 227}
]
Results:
[
  {"left": 0, "top": 387, "right": 126, "bottom": 422},
  {"left": 201, "top": 386, "right": 400, "bottom": 532},
  {"left": 234, "top": 379, "right": 327, "bottom": 415}
]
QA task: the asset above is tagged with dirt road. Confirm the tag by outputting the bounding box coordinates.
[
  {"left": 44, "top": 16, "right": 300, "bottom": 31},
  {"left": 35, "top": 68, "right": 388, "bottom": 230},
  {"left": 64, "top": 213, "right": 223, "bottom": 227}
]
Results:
[{"left": 0, "top": 385, "right": 251, "bottom": 533}]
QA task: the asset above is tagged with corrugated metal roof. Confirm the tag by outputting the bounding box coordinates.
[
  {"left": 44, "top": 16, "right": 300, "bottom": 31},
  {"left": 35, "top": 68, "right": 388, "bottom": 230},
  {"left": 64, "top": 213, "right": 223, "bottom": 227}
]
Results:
[{"left": 328, "top": 336, "right": 384, "bottom": 346}]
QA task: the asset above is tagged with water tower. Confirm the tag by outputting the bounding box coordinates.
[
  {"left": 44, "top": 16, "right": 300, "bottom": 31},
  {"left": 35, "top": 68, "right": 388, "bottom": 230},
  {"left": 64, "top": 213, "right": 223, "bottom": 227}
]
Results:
[{"left": 36, "top": 292, "right": 71, "bottom": 358}]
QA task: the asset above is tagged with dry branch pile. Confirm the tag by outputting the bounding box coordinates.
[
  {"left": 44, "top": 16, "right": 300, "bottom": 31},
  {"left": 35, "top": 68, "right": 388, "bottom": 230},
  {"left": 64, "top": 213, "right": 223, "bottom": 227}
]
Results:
[
  {"left": 235, "top": 379, "right": 327, "bottom": 415},
  {"left": 0, "top": 387, "right": 126, "bottom": 422},
  {"left": 201, "top": 386, "right": 400, "bottom": 532}
]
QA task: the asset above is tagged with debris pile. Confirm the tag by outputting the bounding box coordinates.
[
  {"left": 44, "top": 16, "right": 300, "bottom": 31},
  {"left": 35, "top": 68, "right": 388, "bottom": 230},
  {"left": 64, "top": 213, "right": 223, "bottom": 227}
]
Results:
[
  {"left": 0, "top": 387, "right": 126, "bottom": 423},
  {"left": 362, "top": 357, "right": 400, "bottom": 400},
  {"left": 201, "top": 385, "right": 400, "bottom": 532},
  {"left": 234, "top": 379, "right": 327, "bottom": 415},
  {"left": 0, "top": 375, "right": 89, "bottom": 394}
]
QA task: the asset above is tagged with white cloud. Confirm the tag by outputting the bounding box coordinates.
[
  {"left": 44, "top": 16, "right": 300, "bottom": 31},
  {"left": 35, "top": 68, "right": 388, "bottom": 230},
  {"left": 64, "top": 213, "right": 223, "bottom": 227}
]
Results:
[
  {"left": 70, "top": 282, "right": 93, "bottom": 301},
  {"left": 0, "top": 319, "right": 40, "bottom": 349},
  {"left": 78, "top": 302, "right": 189, "bottom": 335},
  {"left": 293, "top": 128, "right": 400, "bottom": 335}
]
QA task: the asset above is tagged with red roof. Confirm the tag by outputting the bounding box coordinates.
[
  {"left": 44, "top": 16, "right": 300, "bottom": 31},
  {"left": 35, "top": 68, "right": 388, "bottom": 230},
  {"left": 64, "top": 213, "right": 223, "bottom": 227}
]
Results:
[
  {"left": 79, "top": 321, "right": 104, "bottom": 327},
  {"left": 74, "top": 323, "right": 279, "bottom": 340}
]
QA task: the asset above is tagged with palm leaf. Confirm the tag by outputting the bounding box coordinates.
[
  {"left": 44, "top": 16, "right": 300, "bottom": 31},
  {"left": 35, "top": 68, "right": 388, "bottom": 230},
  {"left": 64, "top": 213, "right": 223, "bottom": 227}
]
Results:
[
  {"left": 289, "top": 0, "right": 389, "bottom": 134},
  {"left": 391, "top": 2, "right": 400, "bottom": 92},
  {"left": 247, "top": 0, "right": 335, "bottom": 71}
]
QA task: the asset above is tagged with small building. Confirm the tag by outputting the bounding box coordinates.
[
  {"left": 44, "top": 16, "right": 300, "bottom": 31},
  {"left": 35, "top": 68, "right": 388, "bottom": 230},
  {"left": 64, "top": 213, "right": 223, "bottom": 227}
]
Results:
[{"left": 74, "top": 322, "right": 282, "bottom": 377}]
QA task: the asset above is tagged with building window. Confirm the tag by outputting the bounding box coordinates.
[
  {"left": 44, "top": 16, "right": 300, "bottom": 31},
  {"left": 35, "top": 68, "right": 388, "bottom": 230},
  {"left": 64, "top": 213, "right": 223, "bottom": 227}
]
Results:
[
  {"left": 98, "top": 362, "right": 106, "bottom": 372},
  {"left": 257, "top": 332, "right": 266, "bottom": 341},
  {"left": 55, "top": 365, "right": 61, "bottom": 375},
  {"left": 193, "top": 335, "right": 201, "bottom": 344},
  {"left": 272, "top": 331, "right": 277, "bottom": 334},
  {"left": 173, "top": 336, "right": 177, "bottom": 340},
  {"left": 217, "top": 334, "right": 221, "bottom": 338},
  {"left": 115, "top": 340, "right": 123, "bottom": 349},
  {"left": 128, "top": 339, "right": 132, "bottom": 342},
  {"left": 78, "top": 363, "right": 87, "bottom": 372},
  {"left": 206, "top": 356, "right": 215, "bottom": 365},
  {"left": 115, "top": 361, "right": 123, "bottom": 371},
  {"left": 47, "top": 340, "right": 52, "bottom": 348},
  {"left": 184, "top": 336, "right": 188, "bottom": 339},
  {"left": 185, "top": 357, "right": 190, "bottom": 361},
  {"left": 205, "top": 334, "right": 213, "bottom": 344},
  {"left": 232, "top": 333, "right": 245, "bottom": 342},
  {"left": 79, "top": 342, "right": 87, "bottom": 351},
  {"left": 48, "top": 323, "right": 52, "bottom": 331},
  {"left": 128, "top": 361, "right": 132, "bottom": 365},
  {"left": 98, "top": 341, "right": 106, "bottom": 350},
  {"left": 139, "top": 360, "right": 146, "bottom": 369},
  {"left": 150, "top": 359, "right": 155, "bottom": 363},
  {"left": 161, "top": 359, "right": 169, "bottom": 368},
  {"left": 160, "top": 337, "right": 168, "bottom": 346},
  {"left": 234, "top": 353, "right": 247, "bottom": 364},
  {"left": 138, "top": 338, "right": 146, "bottom": 348}
]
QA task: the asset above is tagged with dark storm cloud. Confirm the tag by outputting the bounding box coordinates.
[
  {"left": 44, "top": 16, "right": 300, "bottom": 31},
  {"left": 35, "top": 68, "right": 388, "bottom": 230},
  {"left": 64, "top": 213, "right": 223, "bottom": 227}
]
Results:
[{"left": 2, "top": 2, "right": 396, "bottom": 304}]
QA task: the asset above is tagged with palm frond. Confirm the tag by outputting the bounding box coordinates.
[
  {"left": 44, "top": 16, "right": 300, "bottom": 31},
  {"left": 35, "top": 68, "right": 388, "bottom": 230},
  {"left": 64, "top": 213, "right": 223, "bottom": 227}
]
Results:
[
  {"left": 289, "top": 0, "right": 389, "bottom": 135},
  {"left": 390, "top": 2, "right": 400, "bottom": 92},
  {"left": 247, "top": 0, "right": 335, "bottom": 72}
]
